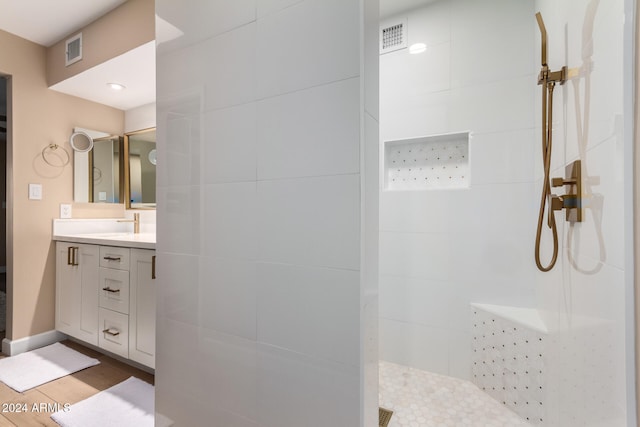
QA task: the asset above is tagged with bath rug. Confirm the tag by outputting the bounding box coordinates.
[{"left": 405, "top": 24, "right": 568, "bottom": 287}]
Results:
[
  {"left": 0, "top": 342, "right": 99, "bottom": 392},
  {"left": 51, "top": 376, "right": 154, "bottom": 427}
]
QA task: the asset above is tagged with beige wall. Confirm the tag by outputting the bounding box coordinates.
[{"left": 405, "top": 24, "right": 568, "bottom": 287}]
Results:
[
  {"left": 0, "top": 29, "right": 124, "bottom": 340},
  {"left": 46, "top": 0, "right": 154, "bottom": 86}
]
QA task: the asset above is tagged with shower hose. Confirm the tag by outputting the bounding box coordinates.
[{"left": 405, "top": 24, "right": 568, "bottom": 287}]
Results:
[{"left": 534, "top": 80, "right": 558, "bottom": 272}]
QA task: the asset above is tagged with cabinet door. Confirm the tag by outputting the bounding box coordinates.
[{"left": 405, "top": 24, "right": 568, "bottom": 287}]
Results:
[
  {"left": 129, "top": 249, "right": 156, "bottom": 368},
  {"left": 55, "top": 242, "right": 99, "bottom": 345}
]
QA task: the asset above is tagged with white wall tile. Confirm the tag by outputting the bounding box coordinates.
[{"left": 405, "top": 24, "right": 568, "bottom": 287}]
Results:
[
  {"left": 203, "top": 182, "right": 258, "bottom": 260},
  {"left": 470, "top": 129, "right": 536, "bottom": 185},
  {"left": 256, "top": 0, "right": 360, "bottom": 99},
  {"left": 256, "top": 344, "right": 359, "bottom": 427},
  {"left": 257, "top": 0, "right": 303, "bottom": 19},
  {"left": 448, "top": 330, "right": 472, "bottom": 380},
  {"left": 155, "top": 317, "right": 259, "bottom": 426},
  {"left": 203, "top": 23, "right": 257, "bottom": 111},
  {"left": 257, "top": 78, "right": 360, "bottom": 180},
  {"left": 157, "top": 43, "right": 209, "bottom": 101},
  {"left": 203, "top": 103, "right": 257, "bottom": 184},
  {"left": 379, "top": 231, "right": 450, "bottom": 281},
  {"left": 257, "top": 175, "right": 360, "bottom": 270},
  {"left": 379, "top": 318, "right": 450, "bottom": 375},
  {"left": 199, "top": 258, "right": 257, "bottom": 340},
  {"left": 450, "top": 6, "right": 535, "bottom": 87},
  {"left": 156, "top": 185, "right": 202, "bottom": 256},
  {"left": 449, "top": 76, "right": 535, "bottom": 134},
  {"left": 257, "top": 263, "right": 360, "bottom": 366},
  {"left": 380, "top": 90, "right": 452, "bottom": 142},
  {"left": 157, "top": 253, "right": 200, "bottom": 326},
  {"left": 156, "top": 0, "right": 375, "bottom": 424},
  {"left": 198, "top": 328, "right": 259, "bottom": 420},
  {"left": 380, "top": 42, "right": 451, "bottom": 107},
  {"left": 450, "top": 0, "right": 533, "bottom": 46},
  {"left": 364, "top": 0, "right": 380, "bottom": 121},
  {"left": 566, "top": 138, "right": 624, "bottom": 270},
  {"left": 363, "top": 112, "right": 380, "bottom": 295},
  {"left": 405, "top": 1, "right": 451, "bottom": 46},
  {"left": 379, "top": 0, "right": 542, "bottom": 381},
  {"left": 157, "top": 110, "right": 201, "bottom": 188},
  {"left": 158, "top": 23, "right": 257, "bottom": 112},
  {"left": 379, "top": 275, "right": 466, "bottom": 331},
  {"left": 156, "top": 0, "right": 256, "bottom": 52}
]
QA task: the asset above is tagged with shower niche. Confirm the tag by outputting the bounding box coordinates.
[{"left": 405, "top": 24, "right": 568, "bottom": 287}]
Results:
[{"left": 384, "top": 131, "right": 470, "bottom": 191}]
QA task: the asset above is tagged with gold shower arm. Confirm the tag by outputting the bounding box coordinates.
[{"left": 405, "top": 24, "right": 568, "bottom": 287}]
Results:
[
  {"left": 536, "top": 12, "right": 567, "bottom": 86},
  {"left": 535, "top": 12, "right": 548, "bottom": 67}
]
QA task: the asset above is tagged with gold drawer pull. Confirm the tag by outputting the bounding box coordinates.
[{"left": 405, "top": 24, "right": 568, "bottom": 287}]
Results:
[
  {"left": 103, "top": 256, "right": 122, "bottom": 261},
  {"left": 68, "top": 246, "right": 79, "bottom": 266},
  {"left": 152, "top": 255, "right": 156, "bottom": 279},
  {"left": 102, "top": 328, "right": 120, "bottom": 337},
  {"left": 102, "top": 287, "right": 120, "bottom": 293}
]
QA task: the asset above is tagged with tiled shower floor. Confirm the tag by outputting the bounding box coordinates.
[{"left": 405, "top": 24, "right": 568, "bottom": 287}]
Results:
[{"left": 379, "top": 361, "right": 531, "bottom": 427}]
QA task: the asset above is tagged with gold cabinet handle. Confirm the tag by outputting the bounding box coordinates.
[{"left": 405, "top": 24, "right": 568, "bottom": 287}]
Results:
[
  {"left": 102, "top": 287, "right": 121, "bottom": 293},
  {"left": 102, "top": 328, "right": 120, "bottom": 337},
  {"left": 68, "top": 246, "right": 79, "bottom": 266},
  {"left": 103, "top": 256, "right": 122, "bottom": 261},
  {"left": 152, "top": 255, "right": 156, "bottom": 280}
]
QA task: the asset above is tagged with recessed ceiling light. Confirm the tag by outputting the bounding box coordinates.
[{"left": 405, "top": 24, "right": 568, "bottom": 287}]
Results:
[
  {"left": 107, "top": 82, "right": 126, "bottom": 91},
  {"left": 409, "top": 43, "right": 427, "bottom": 55}
]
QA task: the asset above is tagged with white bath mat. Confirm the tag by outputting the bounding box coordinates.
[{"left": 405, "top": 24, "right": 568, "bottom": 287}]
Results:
[
  {"left": 0, "top": 342, "right": 99, "bottom": 392},
  {"left": 51, "top": 376, "right": 154, "bottom": 427}
]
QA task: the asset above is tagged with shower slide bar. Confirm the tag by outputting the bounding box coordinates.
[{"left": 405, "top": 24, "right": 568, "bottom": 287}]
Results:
[{"left": 534, "top": 12, "right": 583, "bottom": 272}]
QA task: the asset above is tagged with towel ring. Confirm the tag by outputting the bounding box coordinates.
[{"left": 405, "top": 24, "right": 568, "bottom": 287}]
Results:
[{"left": 41, "top": 143, "right": 70, "bottom": 167}]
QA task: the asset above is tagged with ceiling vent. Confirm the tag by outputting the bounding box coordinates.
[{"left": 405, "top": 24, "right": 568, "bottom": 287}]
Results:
[
  {"left": 65, "top": 33, "right": 83, "bottom": 66},
  {"left": 380, "top": 19, "right": 407, "bottom": 54}
]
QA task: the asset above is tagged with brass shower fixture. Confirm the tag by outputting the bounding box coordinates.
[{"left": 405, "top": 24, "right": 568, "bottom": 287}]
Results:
[{"left": 534, "top": 12, "right": 583, "bottom": 272}]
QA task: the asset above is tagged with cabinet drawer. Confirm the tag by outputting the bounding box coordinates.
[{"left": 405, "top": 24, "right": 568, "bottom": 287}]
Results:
[
  {"left": 98, "top": 308, "right": 129, "bottom": 358},
  {"left": 99, "top": 246, "right": 130, "bottom": 271},
  {"left": 99, "top": 268, "right": 130, "bottom": 314}
]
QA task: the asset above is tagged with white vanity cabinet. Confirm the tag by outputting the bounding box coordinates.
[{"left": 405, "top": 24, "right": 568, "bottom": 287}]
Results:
[
  {"left": 55, "top": 242, "right": 100, "bottom": 345},
  {"left": 129, "top": 249, "right": 156, "bottom": 368},
  {"left": 98, "top": 246, "right": 131, "bottom": 358},
  {"left": 55, "top": 240, "right": 156, "bottom": 369}
]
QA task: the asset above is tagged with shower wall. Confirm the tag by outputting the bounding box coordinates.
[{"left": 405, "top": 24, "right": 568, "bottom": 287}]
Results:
[
  {"left": 380, "top": 0, "right": 634, "bottom": 424},
  {"left": 533, "top": 0, "right": 632, "bottom": 425},
  {"left": 379, "top": 0, "right": 537, "bottom": 380},
  {"left": 154, "top": 0, "right": 379, "bottom": 426}
]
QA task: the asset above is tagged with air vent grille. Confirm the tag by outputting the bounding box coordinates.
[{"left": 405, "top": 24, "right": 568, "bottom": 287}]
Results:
[
  {"left": 65, "top": 33, "right": 83, "bottom": 66},
  {"left": 380, "top": 19, "right": 407, "bottom": 54}
]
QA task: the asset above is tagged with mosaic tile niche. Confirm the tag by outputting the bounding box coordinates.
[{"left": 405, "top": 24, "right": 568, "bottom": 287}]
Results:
[
  {"left": 471, "top": 304, "right": 548, "bottom": 425},
  {"left": 384, "top": 132, "right": 470, "bottom": 191}
]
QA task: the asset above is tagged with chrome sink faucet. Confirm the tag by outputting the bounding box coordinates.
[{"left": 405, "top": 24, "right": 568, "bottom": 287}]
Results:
[{"left": 118, "top": 212, "right": 140, "bottom": 234}]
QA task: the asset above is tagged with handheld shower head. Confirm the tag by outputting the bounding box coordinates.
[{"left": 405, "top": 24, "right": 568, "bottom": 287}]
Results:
[{"left": 535, "top": 12, "right": 548, "bottom": 67}]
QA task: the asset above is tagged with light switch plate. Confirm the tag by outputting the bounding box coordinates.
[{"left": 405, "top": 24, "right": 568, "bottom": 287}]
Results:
[
  {"left": 28, "top": 183, "right": 42, "bottom": 200},
  {"left": 60, "top": 204, "right": 72, "bottom": 219}
]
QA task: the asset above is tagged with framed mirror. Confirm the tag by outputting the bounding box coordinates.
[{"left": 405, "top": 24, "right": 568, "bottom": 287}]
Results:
[
  {"left": 73, "top": 128, "right": 123, "bottom": 203},
  {"left": 89, "top": 136, "right": 124, "bottom": 203},
  {"left": 124, "top": 128, "right": 156, "bottom": 209}
]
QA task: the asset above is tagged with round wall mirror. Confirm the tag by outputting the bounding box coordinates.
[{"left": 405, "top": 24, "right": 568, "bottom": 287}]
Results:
[{"left": 69, "top": 130, "right": 94, "bottom": 152}]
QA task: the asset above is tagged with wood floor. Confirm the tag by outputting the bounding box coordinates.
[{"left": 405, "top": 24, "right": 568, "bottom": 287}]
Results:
[{"left": 0, "top": 340, "right": 154, "bottom": 426}]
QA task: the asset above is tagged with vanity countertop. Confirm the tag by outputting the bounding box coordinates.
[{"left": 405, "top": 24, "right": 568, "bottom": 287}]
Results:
[
  {"left": 52, "top": 218, "right": 156, "bottom": 250},
  {"left": 52, "top": 232, "right": 156, "bottom": 249}
]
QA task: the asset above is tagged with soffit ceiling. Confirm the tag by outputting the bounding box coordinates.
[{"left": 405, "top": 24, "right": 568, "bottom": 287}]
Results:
[
  {"left": 0, "top": 0, "right": 127, "bottom": 47},
  {"left": 0, "top": 0, "right": 155, "bottom": 111}
]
